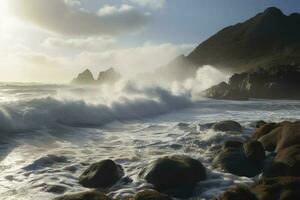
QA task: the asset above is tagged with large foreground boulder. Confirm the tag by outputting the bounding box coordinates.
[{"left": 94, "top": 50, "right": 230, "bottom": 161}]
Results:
[
  {"left": 79, "top": 160, "right": 124, "bottom": 188},
  {"left": 139, "top": 155, "right": 206, "bottom": 197},
  {"left": 212, "top": 120, "right": 242, "bottom": 132},
  {"left": 53, "top": 191, "right": 112, "bottom": 200}
]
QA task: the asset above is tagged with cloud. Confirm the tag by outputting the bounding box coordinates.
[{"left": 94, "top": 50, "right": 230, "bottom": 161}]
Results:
[
  {"left": 0, "top": 41, "right": 195, "bottom": 83},
  {"left": 42, "top": 36, "right": 117, "bottom": 51},
  {"left": 9, "top": 0, "right": 151, "bottom": 36},
  {"left": 76, "top": 42, "right": 195, "bottom": 76},
  {"left": 127, "top": 0, "right": 166, "bottom": 9}
]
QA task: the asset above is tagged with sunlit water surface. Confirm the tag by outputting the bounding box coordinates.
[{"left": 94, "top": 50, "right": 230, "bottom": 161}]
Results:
[{"left": 0, "top": 83, "right": 300, "bottom": 200}]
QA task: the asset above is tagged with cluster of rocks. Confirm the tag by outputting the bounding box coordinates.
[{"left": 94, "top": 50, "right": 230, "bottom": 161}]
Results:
[
  {"left": 53, "top": 156, "right": 207, "bottom": 200},
  {"left": 205, "top": 65, "right": 300, "bottom": 100},
  {"left": 71, "top": 68, "right": 121, "bottom": 85},
  {"left": 214, "top": 120, "right": 300, "bottom": 200},
  {"left": 53, "top": 120, "right": 300, "bottom": 200}
]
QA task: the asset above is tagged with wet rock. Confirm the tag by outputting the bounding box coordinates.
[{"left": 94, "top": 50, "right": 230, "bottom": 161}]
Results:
[
  {"left": 215, "top": 185, "right": 258, "bottom": 200},
  {"left": 133, "top": 190, "right": 172, "bottom": 200},
  {"left": 251, "top": 177, "right": 300, "bottom": 200},
  {"left": 53, "top": 191, "right": 112, "bottom": 200},
  {"left": 258, "top": 126, "right": 283, "bottom": 152},
  {"left": 79, "top": 159, "right": 124, "bottom": 188},
  {"left": 251, "top": 123, "right": 279, "bottom": 140},
  {"left": 212, "top": 120, "right": 242, "bottom": 132},
  {"left": 139, "top": 155, "right": 206, "bottom": 197},
  {"left": 212, "top": 148, "right": 262, "bottom": 177},
  {"left": 244, "top": 141, "right": 265, "bottom": 162},
  {"left": 275, "top": 122, "right": 300, "bottom": 152},
  {"left": 275, "top": 144, "right": 300, "bottom": 166},
  {"left": 223, "top": 140, "right": 244, "bottom": 149},
  {"left": 255, "top": 121, "right": 267, "bottom": 128}
]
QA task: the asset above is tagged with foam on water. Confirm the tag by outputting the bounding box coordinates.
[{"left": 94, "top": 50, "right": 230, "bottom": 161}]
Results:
[{"left": 0, "top": 82, "right": 300, "bottom": 200}]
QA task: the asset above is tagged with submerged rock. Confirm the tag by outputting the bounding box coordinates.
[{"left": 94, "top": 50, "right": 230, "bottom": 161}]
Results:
[
  {"left": 139, "top": 155, "right": 206, "bottom": 197},
  {"left": 53, "top": 191, "right": 112, "bottom": 200},
  {"left": 79, "top": 159, "right": 124, "bottom": 188},
  {"left": 43, "top": 184, "right": 67, "bottom": 194},
  {"left": 132, "top": 190, "right": 172, "bottom": 200},
  {"left": 212, "top": 120, "right": 242, "bottom": 132}
]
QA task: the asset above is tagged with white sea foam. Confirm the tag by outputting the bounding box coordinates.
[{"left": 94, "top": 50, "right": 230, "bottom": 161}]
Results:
[{"left": 1, "top": 67, "right": 300, "bottom": 199}]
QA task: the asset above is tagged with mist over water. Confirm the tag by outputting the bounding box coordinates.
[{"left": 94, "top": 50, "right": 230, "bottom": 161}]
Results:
[{"left": 1, "top": 66, "right": 300, "bottom": 199}]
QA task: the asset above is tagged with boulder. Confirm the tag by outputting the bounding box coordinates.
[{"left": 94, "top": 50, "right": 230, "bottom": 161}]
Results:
[
  {"left": 139, "top": 155, "right": 206, "bottom": 197},
  {"left": 53, "top": 191, "right": 112, "bottom": 200},
  {"left": 244, "top": 141, "right": 265, "bottom": 162},
  {"left": 79, "top": 159, "right": 124, "bottom": 188},
  {"left": 133, "top": 190, "right": 172, "bottom": 200},
  {"left": 215, "top": 186, "right": 258, "bottom": 200},
  {"left": 212, "top": 148, "right": 262, "bottom": 177},
  {"left": 255, "top": 121, "right": 267, "bottom": 129},
  {"left": 251, "top": 123, "right": 279, "bottom": 140},
  {"left": 258, "top": 126, "right": 283, "bottom": 152},
  {"left": 212, "top": 120, "right": 242, "bottom": 132}
]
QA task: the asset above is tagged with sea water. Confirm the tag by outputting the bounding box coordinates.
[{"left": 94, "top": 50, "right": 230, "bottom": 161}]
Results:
[{"left": 0, "top": 82, "right": 300, "bottom": 200}]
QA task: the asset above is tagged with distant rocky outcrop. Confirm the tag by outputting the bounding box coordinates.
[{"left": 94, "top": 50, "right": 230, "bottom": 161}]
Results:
[
  {"left": 71, "top": 69, "right": 95, "bottom": 85},
  {"left": 72, "top": 68, "right": 121, "bottom": 85},
  {"left": 205, "top": 64, "right": 300, "bottom": 100},
  {"left": 96, "top": 68, "right": 121, "bottom": 84}
]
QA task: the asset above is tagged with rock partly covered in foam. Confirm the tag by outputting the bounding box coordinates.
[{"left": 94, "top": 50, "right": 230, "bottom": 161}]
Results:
[
  {"left": 205, "top": 65, "right": 300, "bottom": 100},
  {"left": 79, "top": 159, "right": 124, "bottom": 189},
  {"left": 53, "top": 191, "right": 112, "bottom": 200},
  {"left": 72, "top": 68, "right": 121, "bottom": 85},
  {"left": 139, "top": 155, "right": 206, "bottom": 198},
  {"left": 129, "top": 190, "right": 172, "bottom": 200}
]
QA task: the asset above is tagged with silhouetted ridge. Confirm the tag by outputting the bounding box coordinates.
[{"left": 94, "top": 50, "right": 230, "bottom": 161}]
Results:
[{"left": 186, "top": 7, "right": 300, "bottom": 72}]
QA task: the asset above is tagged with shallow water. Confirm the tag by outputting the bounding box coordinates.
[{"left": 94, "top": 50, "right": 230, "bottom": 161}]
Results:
[{"left": 0, "top": 83, "right": 300, "bottom": 200}]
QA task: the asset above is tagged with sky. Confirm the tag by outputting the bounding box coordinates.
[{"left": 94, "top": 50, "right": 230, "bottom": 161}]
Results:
[{"left": 0, "top": 0, "right": 300, "bottom": 83}]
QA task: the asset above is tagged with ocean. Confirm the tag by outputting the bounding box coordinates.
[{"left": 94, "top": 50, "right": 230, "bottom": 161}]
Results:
[{"left": 0, "top": 82, "right": 300, "bottom": 200}]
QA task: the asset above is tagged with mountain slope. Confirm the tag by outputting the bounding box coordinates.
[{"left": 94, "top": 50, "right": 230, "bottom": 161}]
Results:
[{"left": 187, "top": 7, "right": 300, "bottom": 72}]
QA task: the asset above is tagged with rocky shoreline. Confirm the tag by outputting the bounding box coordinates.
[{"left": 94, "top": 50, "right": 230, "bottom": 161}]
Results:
[
  {"left": 50, "top": 120, "right": 300, "bottom": 200},
  {"left": 205, "top": 65, "right": 300, "bottom": 100}
]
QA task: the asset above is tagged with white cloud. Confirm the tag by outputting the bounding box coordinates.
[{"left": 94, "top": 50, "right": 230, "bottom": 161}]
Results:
[
  {"left": 42, "top": 36, "right": 117, "bottom": 51},
  {"left": 0, "top": 41, "right": 195, "bottom": 83},
  {"left": 8, "top": 0, "right": 151, "bottom": 36},
  {"left": 127, "top": 0, "right": 166, "bottom": 9}
]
